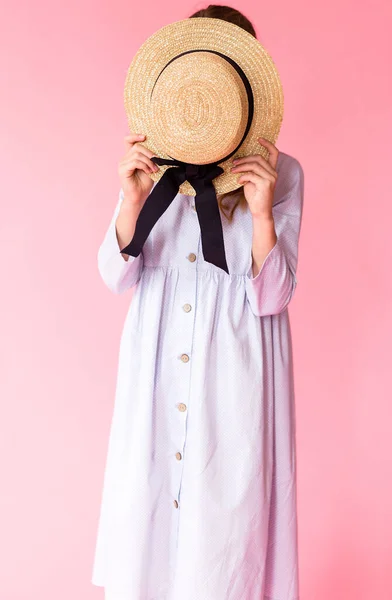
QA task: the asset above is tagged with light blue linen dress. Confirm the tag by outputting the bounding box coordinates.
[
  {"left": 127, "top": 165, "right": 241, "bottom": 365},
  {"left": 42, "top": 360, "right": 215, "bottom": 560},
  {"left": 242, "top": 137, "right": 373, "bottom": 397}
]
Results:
[{"left": 91, "top": 150, "right": 305, "bottom": 600}]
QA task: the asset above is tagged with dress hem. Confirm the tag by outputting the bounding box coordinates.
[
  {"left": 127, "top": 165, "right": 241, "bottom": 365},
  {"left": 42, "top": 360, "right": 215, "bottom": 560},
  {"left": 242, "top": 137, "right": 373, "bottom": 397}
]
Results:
[{"left": 93, "top": 581, "right": 299, "bottom": 600}]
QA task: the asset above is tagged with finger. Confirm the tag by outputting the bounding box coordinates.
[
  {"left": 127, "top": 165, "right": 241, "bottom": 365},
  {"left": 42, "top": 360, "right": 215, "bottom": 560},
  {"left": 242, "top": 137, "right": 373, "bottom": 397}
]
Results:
[
  {"left": 121, "top": 146, "right": 160, "bottom": 172},
  {"left": 231, "top": 161, "right": 277, "bottom": 180},
  {"left": 237, "top": 171, "right": 276, "bottom": 185},
  {"left": 257, "top": 137, "right": 279, "bottom": 169},
  {"left": 237, "top": 172, "right": 259, "bottom": 186},
  {"left": 232, "top": 155, "right": 277, "bottom": 177},
  {"left": 129, "top": 149, "right": 160, "bottom": 171},
  {"left": 128, "top": 145, "right": 159, "bottom": 161},
  {"left": 120, "top": 157, "right": 156, "bottom": 175},
  {"left": 124, "top": 133, "right": 146, "bottom": 150},
  {"left": 123, "top": 140, "right": 159, "bottom": 166}
]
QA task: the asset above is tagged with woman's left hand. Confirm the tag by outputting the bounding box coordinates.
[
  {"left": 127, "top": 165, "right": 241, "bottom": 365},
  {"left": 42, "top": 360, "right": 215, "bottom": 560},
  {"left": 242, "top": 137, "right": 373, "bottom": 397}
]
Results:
[{"left": 230, "top": 137, "right": 279, "bottom": 219}]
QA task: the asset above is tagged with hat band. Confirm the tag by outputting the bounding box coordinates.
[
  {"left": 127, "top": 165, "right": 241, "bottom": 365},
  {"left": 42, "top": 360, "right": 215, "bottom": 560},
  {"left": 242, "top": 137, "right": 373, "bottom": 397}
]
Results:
[{"left": 119, "top": 50, "right": 255, "bottom": 275}]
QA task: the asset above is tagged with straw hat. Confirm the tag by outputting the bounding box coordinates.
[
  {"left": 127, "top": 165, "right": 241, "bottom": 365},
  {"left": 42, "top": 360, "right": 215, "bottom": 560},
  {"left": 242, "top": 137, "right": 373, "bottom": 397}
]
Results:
[
  {"left": 120, "top": 17, "right": 284, "bottom": 274},
  {"left": 123, "top": 16, "right": 284, "bottom": 196}
]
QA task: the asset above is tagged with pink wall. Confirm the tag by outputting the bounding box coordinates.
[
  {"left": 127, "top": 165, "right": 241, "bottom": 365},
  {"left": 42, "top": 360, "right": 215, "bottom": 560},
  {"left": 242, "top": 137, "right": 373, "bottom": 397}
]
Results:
[{"left": 2, "top": 0, "right": 392, "bottom": 598}]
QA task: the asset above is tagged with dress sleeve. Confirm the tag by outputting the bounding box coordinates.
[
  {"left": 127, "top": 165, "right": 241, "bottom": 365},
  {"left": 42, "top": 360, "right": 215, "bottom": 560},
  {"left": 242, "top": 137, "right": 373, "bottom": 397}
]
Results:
[
  {"left": 245, "top": 157, "right": 305, "bottom": 317},
  {"left": 97, "top": 187, "right": 144, "bottom": 294}
]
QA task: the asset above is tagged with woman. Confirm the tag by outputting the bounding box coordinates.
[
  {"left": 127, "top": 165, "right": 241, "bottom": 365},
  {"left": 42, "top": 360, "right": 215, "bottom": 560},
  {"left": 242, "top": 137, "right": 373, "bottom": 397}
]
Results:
[{"left": 92, "top": 5, "right": 304, "bottom": 600}]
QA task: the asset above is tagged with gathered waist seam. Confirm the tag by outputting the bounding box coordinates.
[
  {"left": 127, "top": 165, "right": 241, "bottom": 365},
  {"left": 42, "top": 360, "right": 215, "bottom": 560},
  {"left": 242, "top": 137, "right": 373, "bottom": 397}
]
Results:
[{"left": 142, "top": 264, "right": 247, "bottom": 278}]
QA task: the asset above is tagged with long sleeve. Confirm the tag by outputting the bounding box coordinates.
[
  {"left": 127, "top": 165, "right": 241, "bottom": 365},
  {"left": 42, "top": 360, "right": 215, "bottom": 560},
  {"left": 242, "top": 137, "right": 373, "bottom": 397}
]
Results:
[
  {"left": 97, "top": 187, "right": 144, "bottom": 294},
  {"left": 245, "top": 157, "right": 305, "bottom": 317}
]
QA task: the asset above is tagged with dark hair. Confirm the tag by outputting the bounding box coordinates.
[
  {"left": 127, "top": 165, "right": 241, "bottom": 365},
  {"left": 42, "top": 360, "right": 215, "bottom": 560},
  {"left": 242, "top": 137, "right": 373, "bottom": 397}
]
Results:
[{"left": 188, "top": 5, "right": 257, "bottom": 221}]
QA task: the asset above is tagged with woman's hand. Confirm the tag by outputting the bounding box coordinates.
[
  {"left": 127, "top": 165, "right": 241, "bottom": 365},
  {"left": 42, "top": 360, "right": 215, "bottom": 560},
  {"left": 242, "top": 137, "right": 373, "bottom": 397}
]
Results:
[
  {"left": 116, "top": 133, "right": 159, "bottom": 261},
  {"left": 230, "top": 137, "right": 279, "bottom": 219},
  {"left": 231, "top": 137, "right": 279, "bottom": 276},
  {"left": 118, "top": 133, "right": 160, "bottom": 208}
]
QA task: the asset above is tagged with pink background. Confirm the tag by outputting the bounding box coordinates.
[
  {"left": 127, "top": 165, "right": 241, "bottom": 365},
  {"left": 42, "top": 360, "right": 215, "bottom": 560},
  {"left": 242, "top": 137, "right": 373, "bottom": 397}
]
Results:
[{"left": 2, "top": 1, "right": 392, "bottom": 599}]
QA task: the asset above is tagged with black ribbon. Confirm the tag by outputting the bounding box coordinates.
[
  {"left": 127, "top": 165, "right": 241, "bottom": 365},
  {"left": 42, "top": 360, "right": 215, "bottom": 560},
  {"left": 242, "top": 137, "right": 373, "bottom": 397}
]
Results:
[{"left": 119, "top": 49, "right": 255, "bottom": 275}]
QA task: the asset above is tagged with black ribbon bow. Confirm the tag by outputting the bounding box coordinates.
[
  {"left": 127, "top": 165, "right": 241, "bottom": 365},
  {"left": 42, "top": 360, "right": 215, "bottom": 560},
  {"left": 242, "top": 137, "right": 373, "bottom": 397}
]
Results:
[{"left": 119, "top": 156, "right": 229, "bottom": 273}]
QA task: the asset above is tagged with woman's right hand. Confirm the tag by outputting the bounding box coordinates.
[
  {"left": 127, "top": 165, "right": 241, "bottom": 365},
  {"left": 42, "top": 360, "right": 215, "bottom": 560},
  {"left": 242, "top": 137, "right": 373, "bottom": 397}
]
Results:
[{"left": 118, "top": 132, "right": 160, "bottom": 208}]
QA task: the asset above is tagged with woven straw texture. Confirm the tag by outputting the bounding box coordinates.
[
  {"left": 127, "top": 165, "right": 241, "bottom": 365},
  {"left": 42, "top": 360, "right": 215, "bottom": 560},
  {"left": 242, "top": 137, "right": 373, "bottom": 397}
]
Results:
[{"left": 124, "top": 17, "right": 284, "bottom": 196}]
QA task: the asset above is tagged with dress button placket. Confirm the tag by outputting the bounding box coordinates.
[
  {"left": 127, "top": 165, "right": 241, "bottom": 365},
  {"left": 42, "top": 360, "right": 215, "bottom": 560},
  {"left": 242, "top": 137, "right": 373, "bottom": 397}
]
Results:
[
  {"left": 170, "top": 238, "right": 199, "bottom": 570},
  {"left": 166, "top": 208, "right": 202, "bottom": 588}
]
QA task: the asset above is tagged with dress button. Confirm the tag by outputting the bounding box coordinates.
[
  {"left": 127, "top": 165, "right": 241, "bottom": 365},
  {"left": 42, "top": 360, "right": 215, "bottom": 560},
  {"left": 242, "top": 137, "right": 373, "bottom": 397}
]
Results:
[
  {"left": 188, "top": 253, "right": 197, "bottom": 262},
  {"left": 173, "top": 499, "right": 179, "bottom": 508},
  {"left": 178, "top": 403, "right": 187, "bottom": 412},
  {"left": 175, "top": 452, "right": 182, "bottom": 460},
  {"left": 180, "top": 353, "right": 190, "bottom": 363},
  {"left": 183, "top": 303, "right": 192, "bottom": 312}
]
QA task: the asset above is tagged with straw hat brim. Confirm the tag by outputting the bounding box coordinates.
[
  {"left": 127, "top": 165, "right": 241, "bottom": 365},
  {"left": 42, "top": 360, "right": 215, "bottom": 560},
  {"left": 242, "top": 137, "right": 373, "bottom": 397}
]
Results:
[{"left": 124, "top": 17, "right": 284, "bottom": 196}]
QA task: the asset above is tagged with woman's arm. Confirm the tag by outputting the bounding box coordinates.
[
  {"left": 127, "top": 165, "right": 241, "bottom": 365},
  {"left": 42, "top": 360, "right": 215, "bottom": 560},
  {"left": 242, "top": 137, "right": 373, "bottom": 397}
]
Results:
[
  {"left": 97, "top": 131, "right": 159, "bottom": 294},
  {"left": 97, "top": 187, "right": 144, "bottom": 294},
  {"left": 245, "top": 157, "right": 305, "bottom": 316}
]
